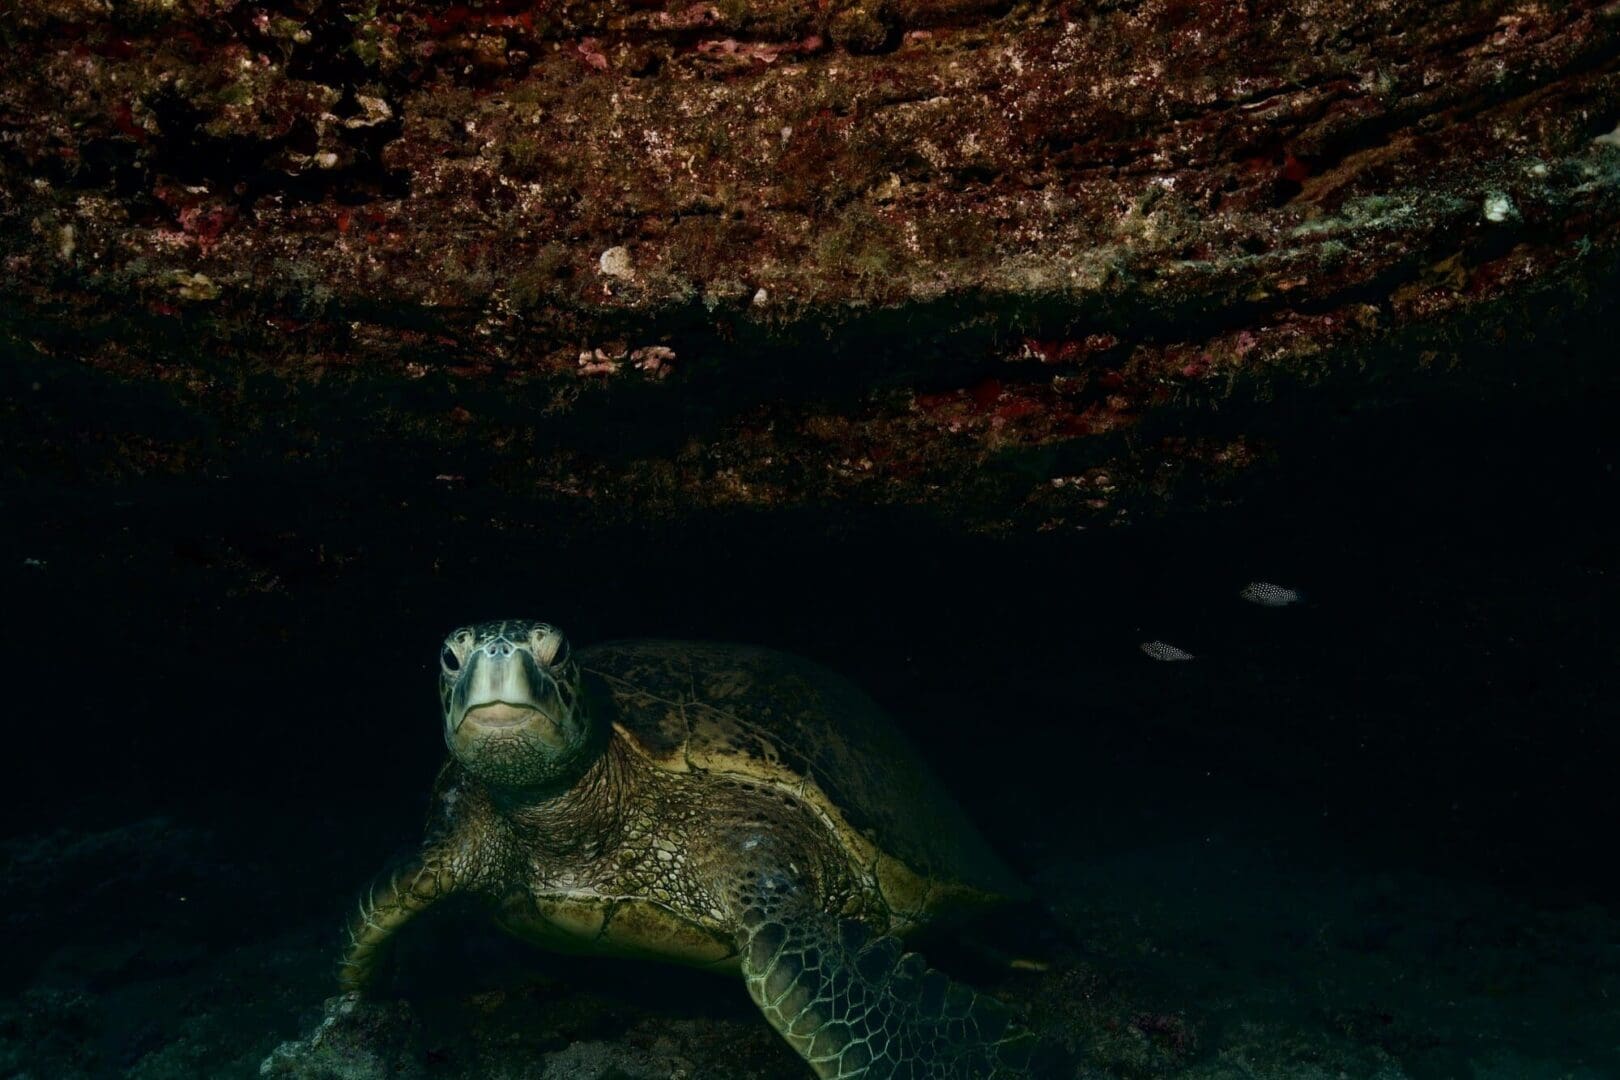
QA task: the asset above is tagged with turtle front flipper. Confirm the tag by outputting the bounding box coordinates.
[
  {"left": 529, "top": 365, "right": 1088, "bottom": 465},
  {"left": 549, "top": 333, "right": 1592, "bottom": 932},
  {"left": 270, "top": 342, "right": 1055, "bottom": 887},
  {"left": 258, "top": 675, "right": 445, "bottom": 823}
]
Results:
[
  {"left": 734, "top": 869, "right": 1036, "bottom": 1079},
  {"left": 339, "top": 855, "right": 461, "bottom": 991}
]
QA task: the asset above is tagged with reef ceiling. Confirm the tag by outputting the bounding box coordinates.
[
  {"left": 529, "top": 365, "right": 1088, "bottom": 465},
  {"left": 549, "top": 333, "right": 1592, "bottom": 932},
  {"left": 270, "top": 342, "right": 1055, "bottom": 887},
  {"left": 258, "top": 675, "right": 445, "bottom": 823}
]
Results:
[{"left": 4, "top": 0, "right": 1620, "bottom": 529}]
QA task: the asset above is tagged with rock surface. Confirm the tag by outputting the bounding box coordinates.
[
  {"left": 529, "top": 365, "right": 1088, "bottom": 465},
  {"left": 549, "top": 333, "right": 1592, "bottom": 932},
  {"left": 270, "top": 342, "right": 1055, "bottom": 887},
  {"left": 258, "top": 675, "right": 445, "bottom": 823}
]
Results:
[{"left": 4, "top": 0, "right": 1620, "bottom": 528}]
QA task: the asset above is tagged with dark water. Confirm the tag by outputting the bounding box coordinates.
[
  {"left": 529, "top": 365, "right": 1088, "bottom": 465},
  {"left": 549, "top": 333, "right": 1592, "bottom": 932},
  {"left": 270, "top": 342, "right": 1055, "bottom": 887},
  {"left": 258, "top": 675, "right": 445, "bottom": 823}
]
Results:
[{"left": 4, "top": 375, "right": 1619, "bottom": 1077}]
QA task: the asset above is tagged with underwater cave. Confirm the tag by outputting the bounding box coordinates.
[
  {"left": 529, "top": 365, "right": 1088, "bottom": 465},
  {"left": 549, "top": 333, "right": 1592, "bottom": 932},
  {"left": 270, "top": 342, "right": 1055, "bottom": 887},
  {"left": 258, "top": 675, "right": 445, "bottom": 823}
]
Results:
[{"left": 4, "top": 0, "right": 1620, "bottom": 1077}]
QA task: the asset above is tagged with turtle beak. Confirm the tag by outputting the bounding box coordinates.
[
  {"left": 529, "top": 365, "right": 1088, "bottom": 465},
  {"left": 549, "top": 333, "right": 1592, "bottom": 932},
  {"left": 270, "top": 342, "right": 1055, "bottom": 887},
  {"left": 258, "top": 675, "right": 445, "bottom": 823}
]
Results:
[{"left": 447, "top": 642, "right": 570, "bottom": 744}]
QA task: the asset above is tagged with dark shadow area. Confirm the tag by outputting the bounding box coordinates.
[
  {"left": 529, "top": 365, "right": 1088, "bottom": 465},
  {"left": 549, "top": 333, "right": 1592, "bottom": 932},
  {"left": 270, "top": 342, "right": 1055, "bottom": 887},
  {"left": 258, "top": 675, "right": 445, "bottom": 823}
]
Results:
[
  {"left": 2, "top": 339, "right": 1619, "bottom": 1077},
  {"left": 4, "top": 368, "right": 1618, "bottom": 891}
]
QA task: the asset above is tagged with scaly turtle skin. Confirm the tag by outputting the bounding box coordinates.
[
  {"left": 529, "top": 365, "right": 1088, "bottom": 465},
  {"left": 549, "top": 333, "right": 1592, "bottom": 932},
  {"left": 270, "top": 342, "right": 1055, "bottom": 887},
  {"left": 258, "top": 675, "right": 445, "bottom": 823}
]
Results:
[{"left": 342, "top": 619, "right": 1036, "bottom": 1079}]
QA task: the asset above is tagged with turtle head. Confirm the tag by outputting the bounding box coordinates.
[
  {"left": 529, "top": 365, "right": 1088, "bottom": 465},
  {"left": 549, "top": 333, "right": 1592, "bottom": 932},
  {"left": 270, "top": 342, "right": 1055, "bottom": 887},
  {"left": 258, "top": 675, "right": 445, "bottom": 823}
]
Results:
[{"left": 438, "top": 619, "right": 600, "bottom": 797}]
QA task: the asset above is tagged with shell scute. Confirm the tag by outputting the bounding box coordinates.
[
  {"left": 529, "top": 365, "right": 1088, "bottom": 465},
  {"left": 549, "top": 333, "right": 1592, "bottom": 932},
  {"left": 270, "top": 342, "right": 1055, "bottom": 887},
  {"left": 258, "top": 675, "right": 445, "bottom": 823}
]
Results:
[{"left": 579, "top": 640, "right": 1022, "bottom": 909}]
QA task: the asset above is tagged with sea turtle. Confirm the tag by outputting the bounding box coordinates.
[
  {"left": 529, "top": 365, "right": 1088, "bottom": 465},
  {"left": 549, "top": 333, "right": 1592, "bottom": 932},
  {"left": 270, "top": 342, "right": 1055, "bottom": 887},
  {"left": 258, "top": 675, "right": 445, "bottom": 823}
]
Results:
[{"left": 341, "top": 618, "right": 1036, "bottom": 1079}]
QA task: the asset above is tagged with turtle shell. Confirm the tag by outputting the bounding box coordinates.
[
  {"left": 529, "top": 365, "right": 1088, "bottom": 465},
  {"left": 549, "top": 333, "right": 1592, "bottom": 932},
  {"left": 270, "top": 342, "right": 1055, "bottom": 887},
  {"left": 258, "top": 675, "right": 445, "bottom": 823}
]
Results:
[{"left": 578, "top": 639, "right": 1025, "bottom": 923}]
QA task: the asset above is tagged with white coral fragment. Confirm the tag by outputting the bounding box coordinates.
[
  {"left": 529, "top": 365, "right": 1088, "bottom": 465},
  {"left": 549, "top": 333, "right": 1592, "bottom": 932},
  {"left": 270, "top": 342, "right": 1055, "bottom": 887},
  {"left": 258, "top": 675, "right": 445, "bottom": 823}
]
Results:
[{"left": 598, "top": 246, "right": 635, "bottom": 280}]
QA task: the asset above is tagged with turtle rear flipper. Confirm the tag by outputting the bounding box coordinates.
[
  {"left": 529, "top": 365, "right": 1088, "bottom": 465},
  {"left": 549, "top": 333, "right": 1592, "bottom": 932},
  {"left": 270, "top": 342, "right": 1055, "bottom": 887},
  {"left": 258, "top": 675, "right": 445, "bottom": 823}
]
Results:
[{"left": 736, "top": 870, "right": 1035, "bottom": 1079}]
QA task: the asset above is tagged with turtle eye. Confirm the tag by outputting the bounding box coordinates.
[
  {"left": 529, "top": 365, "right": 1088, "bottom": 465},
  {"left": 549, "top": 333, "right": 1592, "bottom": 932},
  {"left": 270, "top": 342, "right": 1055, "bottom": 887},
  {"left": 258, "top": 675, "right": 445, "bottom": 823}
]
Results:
[
  {"left": 440, "top": 644, "right": 462, "bottom": 673},
  {"left": 532, "top": 627, "right": 568, "bottom": 666}
]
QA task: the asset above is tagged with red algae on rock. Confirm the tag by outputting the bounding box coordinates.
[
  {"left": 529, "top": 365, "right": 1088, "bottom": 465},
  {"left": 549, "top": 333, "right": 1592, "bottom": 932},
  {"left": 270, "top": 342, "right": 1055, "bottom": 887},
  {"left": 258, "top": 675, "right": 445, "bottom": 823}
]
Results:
[{"left": 3, "top": 0, "right": 1620, "bottom": 529}]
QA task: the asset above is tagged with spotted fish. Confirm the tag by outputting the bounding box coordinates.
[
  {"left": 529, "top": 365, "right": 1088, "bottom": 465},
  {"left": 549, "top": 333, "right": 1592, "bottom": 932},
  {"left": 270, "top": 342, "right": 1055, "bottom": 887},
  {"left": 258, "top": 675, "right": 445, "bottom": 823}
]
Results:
[
  {"left": 1139, "top": 641, "right": 1195, "bottom": 662},
  {"left": 1239, "top": 581, "right": 1303, "bottom": 607}
]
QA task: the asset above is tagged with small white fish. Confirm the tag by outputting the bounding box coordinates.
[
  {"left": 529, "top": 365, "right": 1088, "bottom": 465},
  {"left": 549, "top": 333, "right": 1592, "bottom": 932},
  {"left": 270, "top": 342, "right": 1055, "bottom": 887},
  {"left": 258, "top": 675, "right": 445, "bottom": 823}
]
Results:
[
  {"left": 1140, "top": 641, "right": 1195, "bottom": 662},
  {"left": 1239, "top": 581, "right": 1303, "bottom": 607}
]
